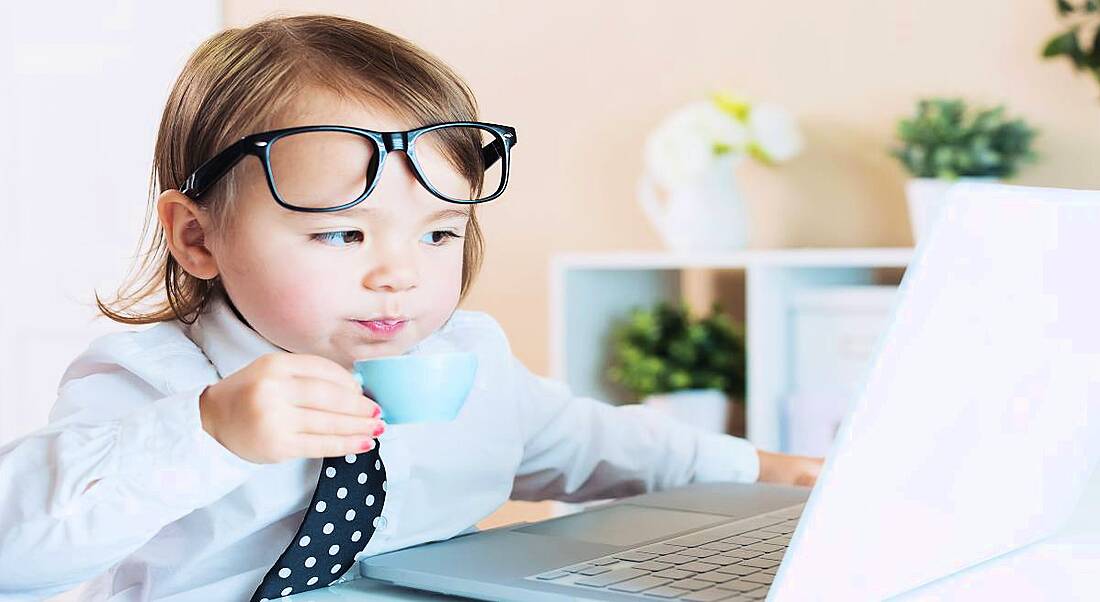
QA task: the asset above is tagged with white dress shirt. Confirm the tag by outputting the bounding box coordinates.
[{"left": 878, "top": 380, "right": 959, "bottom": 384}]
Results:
[{"left": 0, "top": 291, "right": 759, "bottom": 601}]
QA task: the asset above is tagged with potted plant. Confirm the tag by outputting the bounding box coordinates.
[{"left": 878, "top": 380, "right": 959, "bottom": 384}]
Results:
[
  {"left": 890, "top": 98, "right": 1038, "bottom": 242},
  {"left": 605, "top": 301, "right": 746, "bottom": 434},
  {"left": 1041, "top": 0, "right": 1100, "bottom": 92},
  {"left": 639, "top": 91, "right": 803, "bottom": 252}
]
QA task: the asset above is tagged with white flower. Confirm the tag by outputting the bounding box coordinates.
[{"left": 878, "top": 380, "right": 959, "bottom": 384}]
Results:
[
  {"left": 643, "top": 94, "right": 804, "bottom": 191},
  {"left": 747, "top": 103, "right": 803, "bottom": 163},
  {"left": 644, "top": 101, "right": 749, "bottom": 190}
]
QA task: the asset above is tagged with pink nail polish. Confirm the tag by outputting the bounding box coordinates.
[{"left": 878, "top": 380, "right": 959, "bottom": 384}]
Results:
[
  {"left": 373, "top": 424, "right": 385, "bottom": 437},
  {"left": 359, "top": 439, "right": 375, "bottom": 451}
]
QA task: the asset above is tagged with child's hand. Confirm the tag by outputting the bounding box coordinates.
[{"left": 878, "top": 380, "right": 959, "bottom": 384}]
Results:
[
  {"left": 756, "top": 450, "right": 824, "bottom": 488},
  {"left": 198, "top": 352, "right": 385, "bottom": 464}
]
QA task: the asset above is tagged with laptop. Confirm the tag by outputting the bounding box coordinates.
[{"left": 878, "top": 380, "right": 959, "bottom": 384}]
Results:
[{"left": 357, "top": 183, "right": 1100, "bottom": 601}]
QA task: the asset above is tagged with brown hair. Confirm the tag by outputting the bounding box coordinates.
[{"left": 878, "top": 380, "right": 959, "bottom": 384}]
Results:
[{"left": 96, "top": 14, "right": 486, "bottom": 325}]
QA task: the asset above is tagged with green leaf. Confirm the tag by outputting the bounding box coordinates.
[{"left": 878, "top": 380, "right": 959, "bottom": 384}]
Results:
[
  {"left": 746, "top": 141, "right": 774, "bottom": 166},
  {"left": 710, "top": 91, "right": 751, "bottom": 122},
  {"left": 1042, "top": 29, "right": 1079, "bottom": 58},
  {"left": 605, "top": 301, "right": 747, "bottom": 400},
  {"left": 890, "top": 97, "right": 1037, "bottom": 178},
  {"left": 1091, "top": 23, "right": 1100, "bottom": 62}
]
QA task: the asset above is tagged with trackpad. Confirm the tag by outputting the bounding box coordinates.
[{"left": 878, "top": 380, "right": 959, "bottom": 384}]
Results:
[{"left": 515, "top": 503, "right": 728, "bottom": 547}]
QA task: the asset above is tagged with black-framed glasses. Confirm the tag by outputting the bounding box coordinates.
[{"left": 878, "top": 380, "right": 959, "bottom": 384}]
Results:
[{"left": 179, "top": 121, "right": 517, "bottom": 212}]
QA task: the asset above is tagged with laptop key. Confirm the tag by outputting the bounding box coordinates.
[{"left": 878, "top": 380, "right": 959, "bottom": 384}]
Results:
[
  {"left": 716, "top": 580, "right": 763, "bottom": 593},
  {"left": 666, "top": 578, "right": 713, "bottom": 591},
  {"left": 634, "top": 560, "right": 676, "bottom": 571},
  {"left": 718, "top": 549, "right": 763, "bottom": 560},
  {"left": 701, "top": 555, "right": 741, "bottom": 566},
  {"left": 761, "top": 568, "right": 778, "bottom": 575},
  {"left": 698, "top": 541, "right": 739, "bottom": 552},
  {"left": 714, "top": 564, "right": 758, "bottom": 576},
  {"left": 534, "top": 570, "right": 571, "bottom": 580},
  {"left": 745, "top": 542, "right": 783, "bottom": 553},
  {"left": 652, "top": 568, "right": 697, "bottom": 580},
  {"left": 678, "top": 547, "right": 720, "bottom": 559},
  {"left": 740, "top": 558, "right": 779, "bottom": 569},
  {"left": 614, "top": 550, "right": 660, "bottom": 562},
  {"left": 576, "top": 565, "right": 612, "bottom": 576},
  {"left": 679, "top": 560, "right": 721, "bottom": 572},
  {"left": 590, "top": 556, "right": 620, "bottom": 566},
  {"left": 695, "top": 570, "right": 736, "bottom": 584},
  {"left": 656, "top": 553, "right": 697, "bottom": 565},
  {"left": 680, "top": 587, "right": 739, "bottom": 601},
  {"left": 574, "top": 567, "right": 649, "bottom": 587},
  {"left": 761, "top": 551, "right": 786, "bottom": 561},
  {"left": 741, "top": 573, "right": 774, "bottom": 585},
  {"left": 562, "top": 562, "right": 595, "bottom": 572},
  {"left": 607, "top": 575, "right": 674, "bottom": 593},
  {"left": 722, "top": 535, "right": 763, "bottom": 545},
  {"left": 637, "top": 543, "right": 688, "bottom": 555},
  {"left": 644, "top": 585, "right": 692, "bottom": 598}
]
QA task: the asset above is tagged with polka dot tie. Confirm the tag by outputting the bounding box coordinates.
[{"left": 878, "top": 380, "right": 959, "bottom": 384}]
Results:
[{"left": 250, "top": 440, "right": 387, "bottom": 601}]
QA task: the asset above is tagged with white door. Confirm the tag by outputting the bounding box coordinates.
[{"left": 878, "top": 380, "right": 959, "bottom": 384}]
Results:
[
  {"left": 0, "top": 5, "right": 221, "bottom": 598},
  {"left": 0, "top": 2, "right": 219, "bottom": 447}
]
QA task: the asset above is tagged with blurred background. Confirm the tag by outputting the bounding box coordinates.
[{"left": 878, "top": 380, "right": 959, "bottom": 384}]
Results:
[{"left": 3, "top": 1, "right": 1100, "bottom": 597}]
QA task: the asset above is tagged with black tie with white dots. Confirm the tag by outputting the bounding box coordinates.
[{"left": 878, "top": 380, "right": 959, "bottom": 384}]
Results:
[{"left": 250, "top": 441, "right": 387, "bottom": 601}]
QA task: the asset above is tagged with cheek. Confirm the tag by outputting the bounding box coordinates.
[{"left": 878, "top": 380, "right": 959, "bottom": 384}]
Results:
[
  {"left": 429, "top": 247, "right": 465, "bottom": 296},
  {"left": 218, "top": 238, "right": 340, "bottom": 334}
]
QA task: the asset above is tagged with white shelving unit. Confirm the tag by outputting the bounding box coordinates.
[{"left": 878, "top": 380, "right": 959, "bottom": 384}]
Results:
[{"left": 549, "top": 247, "right": 913, "bottom": 453}]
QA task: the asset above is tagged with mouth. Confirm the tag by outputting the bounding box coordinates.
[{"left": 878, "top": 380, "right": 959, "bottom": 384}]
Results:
[{"left": 353, "top": 318, "right": 409, "bottom": 339}]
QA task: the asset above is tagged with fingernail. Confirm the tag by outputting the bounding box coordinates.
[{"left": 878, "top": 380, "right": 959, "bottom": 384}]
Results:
[
  {"left": 372, "top": 424, "right": 385, "bottom": 437},
  {"left": 360, "top": 439, "right": 375, "bottom": 451},
  {"left": 372, "top": 406, "right": 381, "bottom": 418}
]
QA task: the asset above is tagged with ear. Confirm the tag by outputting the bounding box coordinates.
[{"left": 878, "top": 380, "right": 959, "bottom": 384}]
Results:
[{"left": 157, "top": 189, "right": 220, "bottom": 280}]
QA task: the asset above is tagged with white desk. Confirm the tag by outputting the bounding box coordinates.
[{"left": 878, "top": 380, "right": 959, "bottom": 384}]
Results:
[
  {"left": 290, "top": 471, "right": 1100, "bottom": 601},
  {"left": 283, "top": 577, "right": 455, "bottom": 601},
  {"left": 284, "top": 532, "right": 1100, "bottom": 601}
]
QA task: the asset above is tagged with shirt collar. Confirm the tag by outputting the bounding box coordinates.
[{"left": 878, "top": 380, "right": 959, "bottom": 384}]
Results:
[{"left": 186, "top": 289, "right": 283, "bottom": 379}]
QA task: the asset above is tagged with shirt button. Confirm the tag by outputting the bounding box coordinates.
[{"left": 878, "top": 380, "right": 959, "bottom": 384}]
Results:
[{"left": 375, "top": 515, "right": 389, "bottom": 531}]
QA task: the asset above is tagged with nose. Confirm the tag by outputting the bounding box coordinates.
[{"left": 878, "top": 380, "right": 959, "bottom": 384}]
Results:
[{"left": 361, "top": 242, "right": 418, "bottom": 293}]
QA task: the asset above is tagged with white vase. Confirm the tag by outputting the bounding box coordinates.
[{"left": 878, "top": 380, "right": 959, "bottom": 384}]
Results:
[
  {"left": 905, "top": 177, "right": 999, "bottom": 243},
  {"left": 641, "top": 389, "right": 730, "bottom": 433},
  {"left": 638, "top": 155, "right": 749, "bottom": 252}
]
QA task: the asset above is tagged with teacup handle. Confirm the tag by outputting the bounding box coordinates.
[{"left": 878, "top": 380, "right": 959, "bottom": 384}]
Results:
[{"left": 353, "top": 372, "right": 386, "bottom": 421}]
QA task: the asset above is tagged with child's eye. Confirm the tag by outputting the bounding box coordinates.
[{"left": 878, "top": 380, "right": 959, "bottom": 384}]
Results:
[
  {"left": 421, "top": 230, "right": 463, "bottom": 246},
  {"left": 311, "top": 230, "right": 363, "bottom": 247}
]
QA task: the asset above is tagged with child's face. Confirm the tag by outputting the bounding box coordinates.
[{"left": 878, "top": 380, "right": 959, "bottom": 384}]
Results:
[{"left": 203, "top": 88, "right": 469, "bottom": 369}]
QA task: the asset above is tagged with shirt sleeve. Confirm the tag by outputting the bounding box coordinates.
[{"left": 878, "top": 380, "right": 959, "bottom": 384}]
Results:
[
  {"left": 0, "top": 350, "right": 262, "bottom": 596},
  {"left": 501, "top": 337, "right": 760, "bottom": 504}
]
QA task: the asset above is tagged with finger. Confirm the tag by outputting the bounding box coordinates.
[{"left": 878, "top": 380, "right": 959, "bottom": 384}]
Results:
[
  {"left": 294, "top": 407, "right": 385, "bottom": 437},
  {"left": 288, "top": 379, "right": 382, "bottom": 418},
  {"left": 294, "top": 432, "right": 376, "bottom": 459},
  {"left": 282, "top": 353, "right": 363, "bottom": 392}
]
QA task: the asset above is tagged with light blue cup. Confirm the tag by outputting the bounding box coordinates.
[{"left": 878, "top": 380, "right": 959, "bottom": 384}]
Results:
[{"left": 352, "top": 352, "right": 478, "bottom": 424}]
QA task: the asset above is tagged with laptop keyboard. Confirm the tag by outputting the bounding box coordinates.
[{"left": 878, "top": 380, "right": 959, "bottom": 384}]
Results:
[{"left": 525, "top": 503, "right": 803, "bottom": 601}]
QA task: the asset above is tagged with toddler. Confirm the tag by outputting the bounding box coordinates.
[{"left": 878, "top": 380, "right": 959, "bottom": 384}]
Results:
[{"left": 0, "top": 14, "right": 821, "bottom": 601}]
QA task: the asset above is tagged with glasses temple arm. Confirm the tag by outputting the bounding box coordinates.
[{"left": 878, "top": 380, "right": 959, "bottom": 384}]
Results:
[
  {"left": 180, "top": 139, "right": 249, "bottom": 198},
  {"left": 480, "top": 131, "right": 517, "bottom": 171}
]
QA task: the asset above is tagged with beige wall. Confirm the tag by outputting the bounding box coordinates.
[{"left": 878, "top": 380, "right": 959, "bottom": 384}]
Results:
[{"left": 225, "top": 0, "right": 1100, "bottom": 379}]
